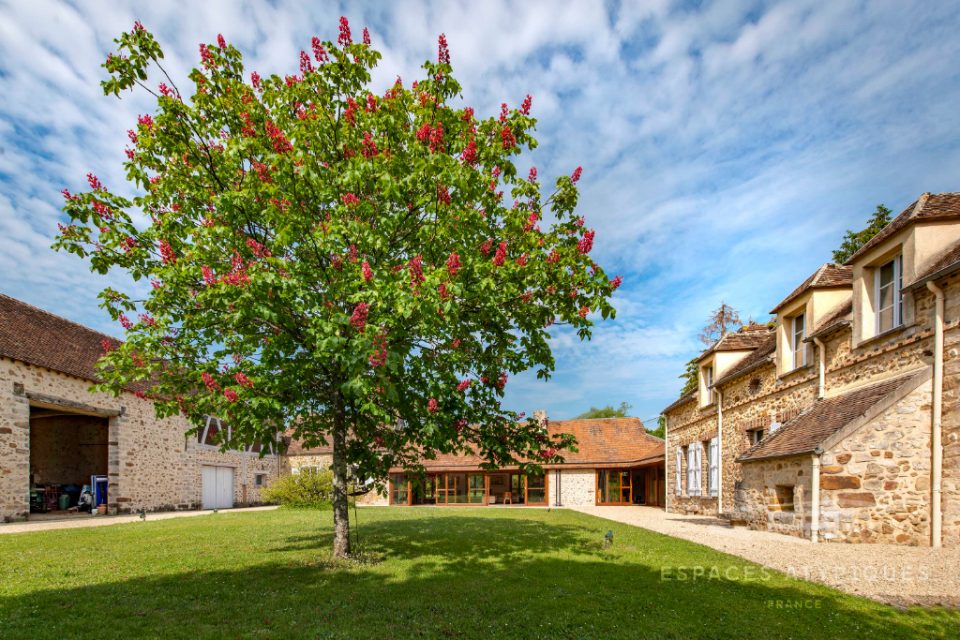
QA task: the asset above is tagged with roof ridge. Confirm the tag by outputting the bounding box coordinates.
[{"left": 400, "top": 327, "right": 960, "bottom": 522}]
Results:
[{"left": 0, "top": 293, "right": 120, "bottom": 344}]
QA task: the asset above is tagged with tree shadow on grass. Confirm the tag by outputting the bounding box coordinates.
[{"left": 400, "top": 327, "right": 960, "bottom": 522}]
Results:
[{"left": 2, "top": 510, "right": 957, "bottom": 639}]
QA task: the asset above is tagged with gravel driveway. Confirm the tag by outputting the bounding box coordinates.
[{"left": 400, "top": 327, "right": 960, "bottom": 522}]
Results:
[
  {"left": 573, "top": 505, "right": 959, "bottom": 608},
  {"left": 0, "top": 505, "right": 279, "bottom": 535}
]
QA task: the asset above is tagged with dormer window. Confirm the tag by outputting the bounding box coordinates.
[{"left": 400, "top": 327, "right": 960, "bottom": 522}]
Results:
[
  {"left": 876, "top": 255, "right": 902, "bottom": 333},
  {"left": 791, "top": 313, "right": 805, "bottom": 369},
  {"left": 700, "top": 364, "right": 715, "bottom": 406}
]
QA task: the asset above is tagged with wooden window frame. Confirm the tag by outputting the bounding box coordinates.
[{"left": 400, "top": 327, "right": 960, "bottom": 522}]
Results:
[{"left": 595, "top": 468, "right": 633, "bottom": 506}]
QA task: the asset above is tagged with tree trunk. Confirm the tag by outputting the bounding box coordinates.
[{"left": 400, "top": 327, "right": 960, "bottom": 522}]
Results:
[{"left": 331, "top": 397, "right": 351, "bottom": 558}]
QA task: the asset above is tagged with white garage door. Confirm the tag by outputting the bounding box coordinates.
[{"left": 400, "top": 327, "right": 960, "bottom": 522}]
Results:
[{"left": 201, "top": 466, "right": 234, "bottom": 509}]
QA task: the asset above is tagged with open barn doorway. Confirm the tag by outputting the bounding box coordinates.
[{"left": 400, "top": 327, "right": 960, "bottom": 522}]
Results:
[{"left": 28, "top": 405, "right": 109, "bottom": 519}]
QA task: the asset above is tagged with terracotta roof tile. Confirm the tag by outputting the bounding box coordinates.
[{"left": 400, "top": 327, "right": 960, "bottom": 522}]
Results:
[
  {"left": 770, "top": 264, "right": 852, "bottom": 313},
  {"left": 711, "top": 325, "right": 773, "bottom": 352},
  {"left": 845, "top": 193, "right": 960, "bottom": 265},
  {"left": 393, "top": 417, "right": 663, "bottom": 471},
  {"left": 0, "top": 293, "right": 137, "bottom": 389},
  {"left": 737, "top": 377, "right": 907, "bottom": 462}
]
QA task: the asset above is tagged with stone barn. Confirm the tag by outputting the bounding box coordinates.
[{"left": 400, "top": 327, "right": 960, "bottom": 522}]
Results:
[{"left": 0, "top": 293, "right": 281, "bottom": 521}]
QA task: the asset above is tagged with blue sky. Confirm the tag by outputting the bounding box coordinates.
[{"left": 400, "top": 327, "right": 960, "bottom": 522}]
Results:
[{"left": 2, "top": 1, "right": 960, "bottom": 425}]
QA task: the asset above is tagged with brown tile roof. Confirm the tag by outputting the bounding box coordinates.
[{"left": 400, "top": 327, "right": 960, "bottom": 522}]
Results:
[
  {"left": 770, "top": 264, "right": 852, "bottom": 313},
  {"left": 0, "top": 293, "right": 126, "bottom": 387},
  {"left": 393, "top": 417, "right": 664, "bottom": 472},
  {"left": 845, "top": 192, "right": 960, "bottom": 265},
  {"left": 712, "top": 331, "right": 776, "bottom": 387},
  {"left": 283, "top": 428, "right": 334, "bottom": 456},
  {"left": 908, "top": 240, "right": 960, "bottom": 289},
  {"left": 710, "top": 324, "right": 774, "bottom": 352},
  {"left": 737, "top": 377, "right": 907, "bottom": 462}
]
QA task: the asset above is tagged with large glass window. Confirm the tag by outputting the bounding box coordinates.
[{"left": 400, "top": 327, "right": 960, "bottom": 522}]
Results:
[
  {"left": 511, "top": 474, "right": 525, "bottom": 504},
  {"left": 792, "top": 313, "right": 806, "bottom": 369},
  {"left": 526, "top": 474, "right": 546, "bottom": 505},
  {"left": 597, "top": 470, "right": 632, "bottom": 504},
  {"left": 876, "top": 256, "right": 902, "bottom": 333},
  {"left": 468, "top": 474, "right": 486, "bottom": 504},
  {"left": 390, "top": 473, "right": 408, "bottom": 505}
]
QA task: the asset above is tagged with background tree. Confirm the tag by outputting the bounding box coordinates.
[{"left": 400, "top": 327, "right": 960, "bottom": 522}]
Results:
[
  {"left": 647, "top": 415, "right": 665, "bottom": 439},
  {"left": 574, "top": 401, "right": 631, "bottom": 419},
  {"left": 55, "top": 20, "right": 619, "bottom": 557},
  {"left": 699, "top": 302, "right": 742, "bottom": 345},
  {"left": 832, "top": 204, "right": 892, "bottom": 263},
  {"left": 678, "top": 357, "right": 699, "bottom": 396}
]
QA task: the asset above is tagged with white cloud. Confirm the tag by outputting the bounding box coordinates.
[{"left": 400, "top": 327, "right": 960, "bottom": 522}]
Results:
[{"left": 2, "top": 0, "right": 960, "bottom": 419}]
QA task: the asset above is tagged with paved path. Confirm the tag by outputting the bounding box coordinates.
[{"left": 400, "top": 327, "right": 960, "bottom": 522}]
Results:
[
  {"left": 573, "top": 505, "right": 959, "bottom": 607},
  {"left": 0, "top": 505, "right": 279, "bottom": 535}
]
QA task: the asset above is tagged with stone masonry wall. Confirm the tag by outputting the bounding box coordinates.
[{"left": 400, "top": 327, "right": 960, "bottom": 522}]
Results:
[
  {"left": 0, "top": 357, "right": 279, "bottom": 520},
  {"left": 664, "top": 400, "right": 717, "bottom": 515},
  {"left": 736, "top": 454, "right": 812, "bottom": 539},
  {"left": 552, "top": 469, "right": 595, "bottom": 507},
  {"left": 818, "top": 381, "right": 933, "bottom": 545}
]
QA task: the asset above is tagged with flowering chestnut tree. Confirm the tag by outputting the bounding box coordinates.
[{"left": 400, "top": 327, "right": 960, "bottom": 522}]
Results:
[{"left": 55, "top": 19, "right": 620, "bottom": 557}]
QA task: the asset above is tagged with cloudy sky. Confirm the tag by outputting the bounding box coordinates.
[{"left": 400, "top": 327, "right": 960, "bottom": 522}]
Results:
[{"left": 2, "top": 1, "right": 959, "bottom": 424}]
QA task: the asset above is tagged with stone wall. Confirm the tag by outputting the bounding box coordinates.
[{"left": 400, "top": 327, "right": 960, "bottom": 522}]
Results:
[
  {"left": 552, "top": 468, "right": 595, "bottom": 506},
  {"left": 0, "top": 357, "right": 279, "bottom": 520},
  {"left": 664, "top": 400, "right": 718, "bottom": 514},
  {"left": 287, "top": 453, "right": 333, "bottom": 472},
  {"left": 736, "top": 455, "right": 812, "bottom": 539},
  {"left": 819, "top": 380, "right": 933, "bottom": 545}
]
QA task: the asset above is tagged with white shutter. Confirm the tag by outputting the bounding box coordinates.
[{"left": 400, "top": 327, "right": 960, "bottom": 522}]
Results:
[
  {"left": 708, "top": 438, "right": 719, "bottom": 497},
  {"left": 675, "top": 448, "right": 682, "bottom": 495}
]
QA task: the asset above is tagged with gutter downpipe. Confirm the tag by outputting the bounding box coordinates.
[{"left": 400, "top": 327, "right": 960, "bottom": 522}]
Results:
[
  {"left": 716, "top": 389, "right": 723, "bottom": 515},
  {"left": 664, "top": 414, "right": 670, "bottom": 514},
  {"left": 813, "top": 337, "right": 826, "bottom": 399},
  {"left": 926, "top": 280, "right": 944, "bottom": 548},
  {"left": 811, "top": 450, "right": 821, "bottom": 543}
]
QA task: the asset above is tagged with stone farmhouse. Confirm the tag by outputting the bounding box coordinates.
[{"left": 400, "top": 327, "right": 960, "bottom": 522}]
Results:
[
  {"left": 0, "top": 294, "right": 281, "bottom": 522},
  {"left": 663, "top": 192, "right": 960, "bottom": 547}
]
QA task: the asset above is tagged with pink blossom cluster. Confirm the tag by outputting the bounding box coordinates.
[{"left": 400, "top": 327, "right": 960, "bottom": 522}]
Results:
[
  {"left": 341, "top": 193, "right": 360, "bottom": 207},
  {"left": 521, "top": 95, "right": 532, "bottom": 115},
  {"left": 493, "top": 241, "right": 508, "bottom": 267},
  {"left": 234, "top": 372, "right": 254, "bottom": 388},
  {"left": 427, "top": 398, "right": 439, "bottom": 413},
  {"left": 338, "top": 16, "right": 352, "bottom": 46},
  {"left": 369, "top": 331, "right": 388, "bottom": 368},
  {"left": 265, "top": 121, "right": 292, "bottom": 153},
  {"left": 438, "top": 34, "right": 450, "bottom": 64},
  {"left": 311, "top": 37, "right": 328, "bottom": 63},
  {"left": 201, "top": 371, "right": 220, "bottom": 391},
  {"left": 159, "top": 239, "right": 176, "bottom": 264},
  {"left": 446, "top": 252, "right": 461, "bottom": 277},
  {"left": 362, "top": 260, "right": 373, "bottom": 282},
  {"left": 408, "top": 255, "right": 424, "bottom": 290},
  {"left": 350, "top": 302, "right": 369, "bottom": 332},
  {"left": 578, "top": 229, "right": 595, "bottom": 254},
  {"left": 456, "top": 379, "right": 471, "bottom": 392}
]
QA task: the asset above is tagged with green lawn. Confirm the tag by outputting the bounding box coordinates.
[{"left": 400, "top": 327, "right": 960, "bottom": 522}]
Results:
[{"left": 0, "top": 508, "right": 956, "bottom": 639}]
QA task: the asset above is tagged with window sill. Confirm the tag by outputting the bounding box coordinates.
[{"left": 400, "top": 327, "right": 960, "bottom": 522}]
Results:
[
  {"left": 854, "top": 323, "right": 913, "bottom": 350},
  {"left": 778, "top": 363, "right": 812, "bottom": 381}
]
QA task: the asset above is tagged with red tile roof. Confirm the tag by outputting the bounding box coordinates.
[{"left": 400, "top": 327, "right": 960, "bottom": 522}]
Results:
[
  {"left": 845, "top": 193, "right": 960, "bottom": 265},
  {"left": 770, "top": 264, "right": 852, "bottom": 313},
  {"left": 737, "top": 376, "right": 911, "bottom": 462},
  {"left": 391, "top": 417, "right": 664, "bottom": 472},
  {"left": 0, "top": 293, "right": 129, "bottom": 387}
]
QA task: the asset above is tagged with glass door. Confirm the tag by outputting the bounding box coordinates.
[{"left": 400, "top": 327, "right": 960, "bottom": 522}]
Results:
[
  {"left": 390, "top": 473, "right": 409, "bottom": 505},
  {"left": 468, "top": 474, "right": 486, "bottom": 504},
  {"left": 525, "top": 474, "right": 547, "bottom": 505}
]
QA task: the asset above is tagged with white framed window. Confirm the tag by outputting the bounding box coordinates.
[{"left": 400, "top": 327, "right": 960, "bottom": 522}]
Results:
[
  {"left": 707, "top": 437, "right": 719, "bottom": 497},
  {"left": 686, "top": 443, "right": 702, "bottom": 497},
  {"left": 750, "top": 429, "right": 765, "bottom": 446},
  {"left": 701, "top": 365, "right": 715, "bottom": 405},
  {"left": 791, "top": 313, "right": 806, "bottom": 369},
  {"left": 875, "top": 256, "right": 902, "bottom": 334},
  {"left": 675, "top": 448, "right": 682, "bottom": 496}
]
